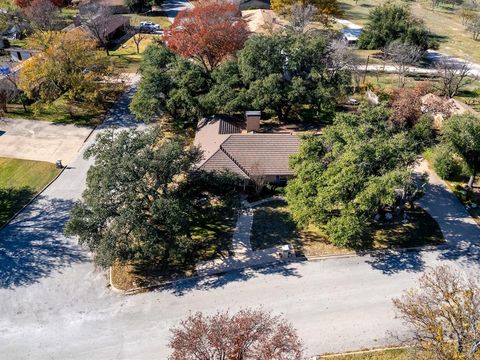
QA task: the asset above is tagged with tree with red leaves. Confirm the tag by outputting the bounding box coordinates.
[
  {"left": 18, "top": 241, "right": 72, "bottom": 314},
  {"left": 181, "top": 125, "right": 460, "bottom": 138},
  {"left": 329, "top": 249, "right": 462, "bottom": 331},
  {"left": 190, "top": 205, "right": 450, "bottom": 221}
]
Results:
[
  {"left": 169, "top": 308, "right": 304, "bottom": 360},
  {"left": 163, "top": 0, "right": 249, "bottom": 72}
]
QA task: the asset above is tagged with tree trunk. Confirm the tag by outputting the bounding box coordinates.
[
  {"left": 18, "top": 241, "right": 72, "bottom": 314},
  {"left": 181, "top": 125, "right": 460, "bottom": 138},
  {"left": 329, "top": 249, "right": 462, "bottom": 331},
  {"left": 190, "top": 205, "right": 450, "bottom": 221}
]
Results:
[{"left": 468, "top": 164, "right": 477, "bottom": 188}]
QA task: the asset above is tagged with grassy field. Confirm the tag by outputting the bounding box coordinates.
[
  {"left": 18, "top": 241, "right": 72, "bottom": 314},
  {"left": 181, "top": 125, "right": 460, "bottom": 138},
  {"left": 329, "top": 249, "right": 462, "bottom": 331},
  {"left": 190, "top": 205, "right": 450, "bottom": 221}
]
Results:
[
  {"left": 322, "top": 347, "right": 412, "bottom": 359},
  {"left": 0, "top": 157, "right": 60, "bottom": 226},
  {"left": 338, "top": 0, "right": 480, "bottom": 62},
  {"left": 250, "top": 199, "right": 444, "bottom": 256}
]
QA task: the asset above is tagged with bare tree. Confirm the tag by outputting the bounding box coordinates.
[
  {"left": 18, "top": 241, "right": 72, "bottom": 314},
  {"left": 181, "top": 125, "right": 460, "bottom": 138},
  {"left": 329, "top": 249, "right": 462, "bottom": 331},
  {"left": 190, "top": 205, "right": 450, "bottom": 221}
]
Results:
[
  {"left": 129, "top": 19, "right": 147, "bottom": 54},
  {"left": 22, "top": 0, "right": 60, "bottom": 32},
  {"left": 82, "top": 5, "right": 115, "bottom": 55},
  {"left": 467, "top": 15, "right": 480, "bottom": 40},
  {"left": 289, "top": 3, "right": 317, "bottom": 34},
  {"left": 169, "top": 308, "right": 304, "bottom": 360},
  {"left": 393, "top": 266, "right": 480, "bottom": 360},
  {"left": 436, "top": 57, "right": 472, "bottom": 98},
  {"left": 383, "top": 41, "right": 423, "bottom": 88},
  {"left": 328, "top": 39, "right": 363, "bottom": 92}
]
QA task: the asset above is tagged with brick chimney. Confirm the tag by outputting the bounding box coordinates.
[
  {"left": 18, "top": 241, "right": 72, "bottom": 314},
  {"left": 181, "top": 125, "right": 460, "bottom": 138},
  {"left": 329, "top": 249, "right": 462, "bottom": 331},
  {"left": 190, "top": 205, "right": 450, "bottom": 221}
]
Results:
[{"left": 245, "top": 111, "right": 261, "bottom": 132}]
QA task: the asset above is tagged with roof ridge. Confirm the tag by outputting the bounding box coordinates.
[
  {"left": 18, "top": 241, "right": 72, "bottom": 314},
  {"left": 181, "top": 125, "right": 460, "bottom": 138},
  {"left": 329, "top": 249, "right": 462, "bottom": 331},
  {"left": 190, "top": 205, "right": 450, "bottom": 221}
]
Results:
[{"left": 219, "top": 143, "right": 251, "bottom": 178}]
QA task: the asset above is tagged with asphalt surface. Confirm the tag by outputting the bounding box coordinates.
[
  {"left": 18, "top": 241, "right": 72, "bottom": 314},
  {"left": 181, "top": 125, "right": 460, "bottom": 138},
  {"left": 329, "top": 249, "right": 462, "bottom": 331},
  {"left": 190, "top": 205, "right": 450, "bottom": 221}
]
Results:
[{"left": 161, "top": 0, "right": 192, "bottom": 22}]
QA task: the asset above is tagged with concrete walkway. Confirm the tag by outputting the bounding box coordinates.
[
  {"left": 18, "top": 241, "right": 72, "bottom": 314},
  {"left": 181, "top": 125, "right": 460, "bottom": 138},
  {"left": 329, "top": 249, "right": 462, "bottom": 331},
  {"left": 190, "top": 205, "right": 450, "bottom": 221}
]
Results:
[
  {"left": 415, "top": 160, "right": 480, "bottom": 254},
  {"left": 196, "top": 197, "right": 291, "bottom": 276}
]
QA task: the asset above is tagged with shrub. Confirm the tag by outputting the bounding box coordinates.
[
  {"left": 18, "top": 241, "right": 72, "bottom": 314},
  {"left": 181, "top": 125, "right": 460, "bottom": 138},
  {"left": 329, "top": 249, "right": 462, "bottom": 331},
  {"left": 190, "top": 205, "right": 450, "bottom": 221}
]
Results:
[
  {"left": 325, "top": 214, "right": 368, "bottom": 248},
  {"left": 432, "top": 145, "right": 461, "bottom": 180}
]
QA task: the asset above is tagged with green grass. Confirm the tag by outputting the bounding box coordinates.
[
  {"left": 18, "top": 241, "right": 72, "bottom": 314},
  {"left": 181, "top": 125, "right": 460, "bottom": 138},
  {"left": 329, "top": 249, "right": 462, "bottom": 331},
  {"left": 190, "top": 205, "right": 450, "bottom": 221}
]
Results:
[
  {"left": 338, "top": 0, "right": 480, "bottom": 62},
  {"left": 0, "top": 157, "right": 60, "bottom": 226},
  {"left": 110, "top": 34, "right": 158, "bottom": 73},
  {"left": 322, "top": 347, "right": 413, "bottom": 359},
  {"left": 5, "top": 83, "right": 125, "bottom": 125},
  {"left": 250, "top": 199, "right": 444, "bottom": 255}
]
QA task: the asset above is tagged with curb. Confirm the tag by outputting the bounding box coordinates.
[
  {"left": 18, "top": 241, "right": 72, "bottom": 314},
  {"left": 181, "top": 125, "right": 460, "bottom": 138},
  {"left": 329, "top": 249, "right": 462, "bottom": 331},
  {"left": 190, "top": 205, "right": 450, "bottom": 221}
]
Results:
[
  {"left": 0, "top": 164, "right": 67, "bottom": 231},
  {"left": 318, "top": 346, "right": 408, "bottom": 358},
  {"left": 0, "top": 125, "right": 97, "bottom": 232},
  {"left": 109, "top": 257, "right": 301, "bottom": 295}
]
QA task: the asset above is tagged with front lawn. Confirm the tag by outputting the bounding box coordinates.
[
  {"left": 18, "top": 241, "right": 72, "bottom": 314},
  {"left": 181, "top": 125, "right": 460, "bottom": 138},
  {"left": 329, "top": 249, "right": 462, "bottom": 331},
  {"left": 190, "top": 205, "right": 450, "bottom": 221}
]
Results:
[
  {"left": 4, "top": 83, "right": 125, "bottom": 126},
  {"left": 110, "top": 34, "right": 158, "bottom": 73},
  {"left": 0, "top": 157, "right": 60, "bottom": 226},
  {"left": 250, "top": 199, "right": 444, "bottom": 256},
  {"left": 110, "top": 196, "right": 240, "bottom": 291}
]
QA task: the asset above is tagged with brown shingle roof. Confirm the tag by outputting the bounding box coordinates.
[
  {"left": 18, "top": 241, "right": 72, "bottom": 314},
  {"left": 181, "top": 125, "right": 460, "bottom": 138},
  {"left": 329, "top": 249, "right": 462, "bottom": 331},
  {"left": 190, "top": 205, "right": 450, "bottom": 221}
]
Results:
[
  {"left": 221, "top": 134, "right": 299, "bottom": 176},
  {"left": 194, "top": 117, "right": 300, "bottom": 179}
]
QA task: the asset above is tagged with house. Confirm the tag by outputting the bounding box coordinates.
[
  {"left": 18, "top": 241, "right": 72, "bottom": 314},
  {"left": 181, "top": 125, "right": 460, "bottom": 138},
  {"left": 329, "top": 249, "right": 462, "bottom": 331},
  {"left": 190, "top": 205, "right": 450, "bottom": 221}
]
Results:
[
  {"left": 194, "top": 112, "right": 300, "bottom": 185},
  {"left": 341, "top": 28, "right": 362, "bottom": 46},
  {"left": 66, "top": 14, "right": 130, "bottom": 44}
]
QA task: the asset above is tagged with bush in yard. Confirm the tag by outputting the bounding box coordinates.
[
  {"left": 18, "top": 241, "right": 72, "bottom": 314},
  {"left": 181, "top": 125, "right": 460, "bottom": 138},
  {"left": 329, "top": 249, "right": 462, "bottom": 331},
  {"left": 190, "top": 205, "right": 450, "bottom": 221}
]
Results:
[
  {"left": 432, "top": 145, "right": 462, "bottom": 180},
  {"left": 325, "top": 214, "right": 368, "bottom": 247}
]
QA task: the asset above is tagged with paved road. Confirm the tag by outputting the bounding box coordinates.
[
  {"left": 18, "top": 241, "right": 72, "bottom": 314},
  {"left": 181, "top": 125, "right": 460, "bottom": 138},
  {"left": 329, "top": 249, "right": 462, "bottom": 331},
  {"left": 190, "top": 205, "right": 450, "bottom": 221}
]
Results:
[{"left": 161, "top": 0, "right": 192, "bottom": 22}]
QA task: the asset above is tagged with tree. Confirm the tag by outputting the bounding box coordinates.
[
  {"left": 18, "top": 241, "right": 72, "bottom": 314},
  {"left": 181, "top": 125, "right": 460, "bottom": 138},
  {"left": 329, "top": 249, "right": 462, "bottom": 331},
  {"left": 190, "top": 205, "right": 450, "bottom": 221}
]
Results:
[
  {"left": 442, "top": 114, "right": 480, "bottom": 188},
  {"left": 467, "top": 15, "right": 480, "bottom": 40},
  {"left": 132, "top": 33, "right": 350, "bottom": 126},
  {"left": 130, "top": 44, "right": 210, "bottom": 125},
  {"left": 164, "top": 0, "right": 249, "bottom": 72},
  {"left": 394, "top": 266, "right": 480, "bottom": 360},
  {"left": 390, "top": 83, "right": 430, "bottom": 128},
  {"left": 18, "top": 30, "right": 111, "bottom": 103},
  {"left": 22, "top": 0, "right": 60, "bottom": 32},
  {"left": 272, "top": 0, "right": 342, "bottom": 26},
  {"left": 436, "top": 57, "right": 472, "bottom": 98},
  {"left": 384, "top": 41, "right": 423, "bottom": 88},
  {"left": 289, "top": 3, "right": 317, "bottom": 33},
  {"left": 358, "top": 3, "right": 432, "bottom": 50},
  {"left": 285, "top": 106, "right": 419, "bottom": 247},
  {"left": 65, "top": 126, "right": 239, "bottom": 267},
  {"left": 129, "top": 19, "right": 147, "bottom": 54},
  {"left": 124, "top": 0, "right": 146, "bottom": 13},
  {"left": 169, "top": 309, "right": 304, "bottom": 360}
]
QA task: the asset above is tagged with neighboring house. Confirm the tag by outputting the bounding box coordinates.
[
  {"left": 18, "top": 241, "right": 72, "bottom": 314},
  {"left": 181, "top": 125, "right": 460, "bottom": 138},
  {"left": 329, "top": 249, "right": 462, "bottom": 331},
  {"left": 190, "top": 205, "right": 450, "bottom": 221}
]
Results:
[
  {"left": 194, "top": 112, "right": 300, "bottom": 185},
  {"left": 341, "top": 28, "right": 362, "bottom": 46},
  {"left": 66, "top": 14, "right": 130, "bottom": 44}
]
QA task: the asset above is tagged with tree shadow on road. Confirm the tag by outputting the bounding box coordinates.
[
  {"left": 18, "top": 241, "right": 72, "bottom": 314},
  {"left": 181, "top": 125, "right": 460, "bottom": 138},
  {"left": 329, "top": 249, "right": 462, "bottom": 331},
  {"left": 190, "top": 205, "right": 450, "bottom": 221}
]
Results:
[
  {"left": 160, "top": 260, "right": 304, "bottom": 296},
  {"left": 364, "top": 249, "right": 426, "bottom": 275},
  {"left": 0, "top": 196, "right": 89, "bottom": 289}
]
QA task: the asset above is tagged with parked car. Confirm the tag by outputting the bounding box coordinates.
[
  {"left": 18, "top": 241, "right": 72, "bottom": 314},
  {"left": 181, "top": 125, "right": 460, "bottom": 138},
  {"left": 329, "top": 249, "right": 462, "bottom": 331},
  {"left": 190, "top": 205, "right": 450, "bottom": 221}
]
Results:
[{"left": 139, "top": 21, "right": 162, "bottom": 33}]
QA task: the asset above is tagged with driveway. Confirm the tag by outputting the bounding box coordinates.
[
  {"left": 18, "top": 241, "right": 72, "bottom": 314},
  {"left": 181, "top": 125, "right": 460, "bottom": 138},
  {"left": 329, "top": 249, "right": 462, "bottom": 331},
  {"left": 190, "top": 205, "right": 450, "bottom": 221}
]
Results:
[{"left": 0, "top": 118, "right": 93, "bottom": 164}]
